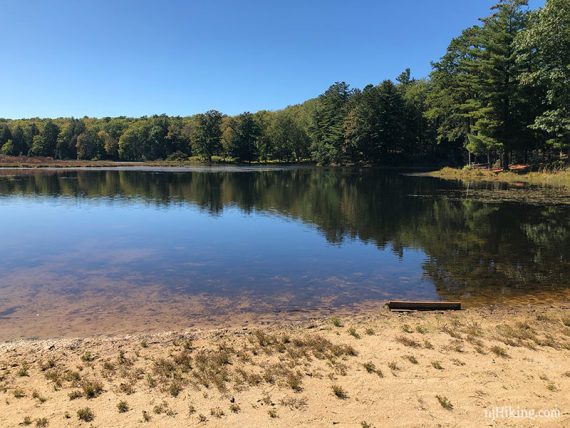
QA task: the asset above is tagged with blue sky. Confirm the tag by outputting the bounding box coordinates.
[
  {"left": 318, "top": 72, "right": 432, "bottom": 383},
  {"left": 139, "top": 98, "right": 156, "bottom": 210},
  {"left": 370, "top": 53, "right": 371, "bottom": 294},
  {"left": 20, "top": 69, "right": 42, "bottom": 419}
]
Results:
[{"left": 0, "top": 0, "right": 544, "bottom": 119}]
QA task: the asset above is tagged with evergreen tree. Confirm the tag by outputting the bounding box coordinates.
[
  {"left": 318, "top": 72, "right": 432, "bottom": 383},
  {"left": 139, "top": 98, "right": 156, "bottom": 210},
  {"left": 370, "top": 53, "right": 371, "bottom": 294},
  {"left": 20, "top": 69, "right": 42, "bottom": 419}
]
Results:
[
  {"left": 516, "top": 0, "right": 570, "bottom": 155},
  {"left": 469, "top": 0, "right": 531, "bottom": 168},
  {"left": 310, "top": 82, "right": 353, "bottom": 164},
  {"left": 11, "top": 125, "right": 26, "bottom": 156},
  {"left": 23, "top": 123, "right": 39, "bottom": 155}
]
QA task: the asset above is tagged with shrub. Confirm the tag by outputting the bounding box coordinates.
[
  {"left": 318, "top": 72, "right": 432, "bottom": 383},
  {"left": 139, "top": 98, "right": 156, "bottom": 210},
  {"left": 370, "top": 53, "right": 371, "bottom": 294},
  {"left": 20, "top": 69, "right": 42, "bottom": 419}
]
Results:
[{"left": 77, "top": 407, "right": 95, "bottom": 422}]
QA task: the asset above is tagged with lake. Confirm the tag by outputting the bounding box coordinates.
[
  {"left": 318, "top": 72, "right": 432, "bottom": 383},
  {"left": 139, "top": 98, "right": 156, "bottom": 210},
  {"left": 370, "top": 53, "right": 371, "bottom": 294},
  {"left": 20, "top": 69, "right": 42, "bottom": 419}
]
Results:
[{"left": 0, "top": 167, "right": 569, "bottom": 339}]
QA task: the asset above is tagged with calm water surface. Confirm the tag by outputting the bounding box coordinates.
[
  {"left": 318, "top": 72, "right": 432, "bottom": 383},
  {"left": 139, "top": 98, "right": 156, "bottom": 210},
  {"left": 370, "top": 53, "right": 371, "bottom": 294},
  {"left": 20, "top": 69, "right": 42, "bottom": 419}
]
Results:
[{"left": 0, "top": 167, "right": 568, "bottom": 339}]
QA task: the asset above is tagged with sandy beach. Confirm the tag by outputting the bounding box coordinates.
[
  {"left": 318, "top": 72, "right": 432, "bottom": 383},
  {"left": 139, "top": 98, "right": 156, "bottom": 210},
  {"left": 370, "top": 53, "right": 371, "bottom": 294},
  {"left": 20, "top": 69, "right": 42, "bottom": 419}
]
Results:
[{"left": 1, "top": 303, "right": 568, "bottom": 427}]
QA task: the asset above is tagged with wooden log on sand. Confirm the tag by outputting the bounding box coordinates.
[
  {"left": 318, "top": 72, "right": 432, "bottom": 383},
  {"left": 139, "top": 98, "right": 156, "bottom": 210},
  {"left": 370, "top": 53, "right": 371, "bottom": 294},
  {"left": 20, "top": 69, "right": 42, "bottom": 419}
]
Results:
[{"left": 388, "top": 301, "right": 461, "bottom": 311}]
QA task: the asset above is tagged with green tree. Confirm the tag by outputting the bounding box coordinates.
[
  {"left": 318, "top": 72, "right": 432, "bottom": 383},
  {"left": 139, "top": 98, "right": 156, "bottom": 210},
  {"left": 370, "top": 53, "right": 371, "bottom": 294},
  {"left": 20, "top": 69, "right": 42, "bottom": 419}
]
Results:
[
  {"left": 102, "top": 118, "right": 130, "bottom": 160},
  {"left": 343, "top": 80, "right": 407, "bottom": 163},
  {"left": 428, "top": 1, "right": 533, "bottom": 168},
  {"left": 191, "top": 110, "right": 222, "bottom": 163},
  {"left": 0, "top": 124, "right": 12, "bottom": 149},
  {"left": 11, "top": 125, "right": 25, "bottom": 156},
  {"left": 76, "top": 128, "right": 105, "bottom": 160},
  {"left": 165, "top": 116, "right": 192, "bottom": 158},
  {"left": 427, "top": 26, "right": 482, "bottom": 148},
  {"left": 310, "top": 82, "right": 353, "bottom": 164},
  {"left": 30, "top": 135, "right": 48, "bottom": 157},
  {"left": 222, "top": 112, "right": 259, "bottom": 162},
  {"left": 145, "top": 115, "right": 170, "bottom": 160},
  {"left": 118, "top": 123, "right": 145, "bottom": 161},
  {"left": 267, "top": 110, "right": 308, "bottom": 162},
  {"left": 469, "top": 0, "right": 531, "bottom": 168},
  {"left": 516, "top": 0, "right": 570, "bottom": 154},
  {"left": 30, "top": 120, "right": 59, "bottom": 157},
  {"left": 400, "top": 79, "right": 437, "bottom": 160},
  {"left": 0, "top": 140, "right": 14, "bottom": 155},
  {"left": 23, "top": 123, "right": 39, "bottom": 155},
  {"left": 56, "top": 118, "right": 85, "bottom": 159}
]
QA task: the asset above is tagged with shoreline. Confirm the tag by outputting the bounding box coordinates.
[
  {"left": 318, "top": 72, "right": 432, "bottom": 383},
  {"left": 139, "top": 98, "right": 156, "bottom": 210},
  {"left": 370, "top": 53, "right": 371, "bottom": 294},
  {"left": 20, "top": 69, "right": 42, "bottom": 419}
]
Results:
[
  {"left": 424, "top": 167, "right": 570, "bottom": 189},
  {"left": 0, "top": 155, "right": 437, "bottom": 171},
  {"left": 2, "top": 289, "right": 570, "bottom": 343},
  {"left": 1, "top": 304, "right": 568, "bottom": 427},
  {"left": 0, "top": 155, "right": 316, "bottom": 170}
]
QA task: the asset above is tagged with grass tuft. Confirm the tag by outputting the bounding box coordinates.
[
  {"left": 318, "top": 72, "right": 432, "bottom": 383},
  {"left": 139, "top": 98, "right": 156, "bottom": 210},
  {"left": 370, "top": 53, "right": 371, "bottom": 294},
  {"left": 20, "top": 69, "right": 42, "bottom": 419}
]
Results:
[
  {"left": 396, "top": 336, "right": 421, "bottom": 348},
  {"left": 81, "top": 379, "right": 103, "bottom": 399},
  {"left": 332, "top": 384, "right": 348, "bottom": 399},
  {"left": 81, "top": 352, "right": 96, "bottom": 363},
  {"left": 405, "top": 355, "right": 418, "bottom": 364},
  {"left": 210, "top": 407, "right": 225, "bottom": 418},
  {"left": 348, "top": 327, "right": 361, "bottom": 339},
  {"left": 431, "top": 361, "right": 444, "bottom": 370},
  {"left": 490, "top": 345, "right": 509, "bottom": 358},
  {"left": 77, "top": 407, "right": 95, "bottom": 422},
  {"left": 331, "top": 317, "right": 343, "bottom": 327},
  {"left": 35, "top": 418, "right": 48, "bottom": 428},
  {"left": 117, "top": 400, "right": 129, "bottom": 413},
  {"left": 436, "top": 395, "right": 453, "bottom": 410}
]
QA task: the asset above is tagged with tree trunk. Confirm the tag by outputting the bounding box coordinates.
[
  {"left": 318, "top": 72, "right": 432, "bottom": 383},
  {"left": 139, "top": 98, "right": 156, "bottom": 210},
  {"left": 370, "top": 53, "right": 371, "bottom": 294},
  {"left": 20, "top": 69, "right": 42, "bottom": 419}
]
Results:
[{"left": 502, "top": 149, "right": 509, "bottom": 170}]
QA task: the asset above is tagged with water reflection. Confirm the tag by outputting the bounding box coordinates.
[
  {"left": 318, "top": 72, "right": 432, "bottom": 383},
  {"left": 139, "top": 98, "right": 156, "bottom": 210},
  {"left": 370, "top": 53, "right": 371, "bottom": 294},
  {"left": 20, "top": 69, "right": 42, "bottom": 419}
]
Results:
[{"left": 0, "top": 167, "right": 568, "bottom": 339}]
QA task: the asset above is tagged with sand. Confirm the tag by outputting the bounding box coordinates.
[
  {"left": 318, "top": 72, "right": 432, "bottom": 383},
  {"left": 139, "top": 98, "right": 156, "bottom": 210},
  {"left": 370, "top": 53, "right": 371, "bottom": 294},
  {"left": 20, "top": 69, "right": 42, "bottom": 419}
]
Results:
[{"left": 0, "top": 304, "right": 569, "bottom": 427}]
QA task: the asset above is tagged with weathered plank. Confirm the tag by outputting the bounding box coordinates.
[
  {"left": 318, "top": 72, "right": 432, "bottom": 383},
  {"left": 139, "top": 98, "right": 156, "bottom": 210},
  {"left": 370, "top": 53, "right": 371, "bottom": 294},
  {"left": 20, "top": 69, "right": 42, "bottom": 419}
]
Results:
[{"left": 387, "top": 301, "right": 461, "bottom": 311}]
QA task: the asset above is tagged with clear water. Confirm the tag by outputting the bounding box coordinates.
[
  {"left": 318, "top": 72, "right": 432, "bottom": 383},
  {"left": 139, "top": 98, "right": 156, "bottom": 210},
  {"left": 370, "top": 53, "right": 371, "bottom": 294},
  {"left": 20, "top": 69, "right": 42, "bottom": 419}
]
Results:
[{"left": 0, "top": 167, "right": 568, "bottom": 339}]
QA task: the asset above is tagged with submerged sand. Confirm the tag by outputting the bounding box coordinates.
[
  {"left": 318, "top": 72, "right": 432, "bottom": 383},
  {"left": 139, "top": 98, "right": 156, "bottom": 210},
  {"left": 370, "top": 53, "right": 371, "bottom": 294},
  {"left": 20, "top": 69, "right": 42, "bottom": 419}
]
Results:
[{"left": 0, "top": 304, "right": 569, "bottom": 427}]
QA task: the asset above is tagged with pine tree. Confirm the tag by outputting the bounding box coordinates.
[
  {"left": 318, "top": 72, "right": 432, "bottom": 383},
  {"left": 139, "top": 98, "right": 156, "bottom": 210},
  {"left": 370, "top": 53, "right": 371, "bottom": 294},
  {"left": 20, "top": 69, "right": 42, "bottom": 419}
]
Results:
[
  {"left": 516, "top": 0, "right": 570, "bottom": 155},
  {"left": 310, "top": 82, "right": 353, "bottom": 164},
  {"left": 470, "top": 0, "right": 531, "bottom": 168}
]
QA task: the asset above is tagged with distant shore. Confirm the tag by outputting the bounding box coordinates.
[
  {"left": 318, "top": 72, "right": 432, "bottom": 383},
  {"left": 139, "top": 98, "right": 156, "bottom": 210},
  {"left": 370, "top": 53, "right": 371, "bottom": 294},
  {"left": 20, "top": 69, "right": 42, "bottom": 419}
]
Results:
[
  {"left": 0, "top": 155, "right": 316, "bottom": 169},
  {"left": 1, "top": 304, "right": 568, "bottom": 427},
  {"left": 426, "top": 166, "right": 570, "bottom": 189}
]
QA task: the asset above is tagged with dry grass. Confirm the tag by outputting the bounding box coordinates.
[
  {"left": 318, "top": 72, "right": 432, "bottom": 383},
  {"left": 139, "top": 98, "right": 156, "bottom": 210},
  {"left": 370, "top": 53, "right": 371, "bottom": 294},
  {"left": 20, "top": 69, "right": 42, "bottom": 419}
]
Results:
[
  {"left": 431, "top": 361, "right": 444, "bottom": 370},
  {"left": 77, "top": 407, "right": 95, "bottom": 422},
  {"left": 348, "top": 327, "right": 361, "bottom": 339},
  {"left": 331, "top": 317, "right": 343, "bottom": 328},
  {"left": 396, "top": 336, "right": 421, "bottom": 348},
  {"left": 428, "top": 166, "right": 570, "bottom": 188},
  {"left": 331, "top": 384, "right": 348, "bottom": 399},
  {"left": 436, "top": 395, "right": 453, "bottom": 410},
  {"left": 117, "top": 400, "right": 130, "bottom": 413},
  {"left": 404, "top": 355, "right": 418, "bottom": 364},
  {"left": 0, "top": 304, "right": 568, "bottom": 427},
  {"left": 490, "top": 345, "right": 509, "bottom": 358},
  {"left": 81, "top": 378, "right": 104, "bottom": 399}
]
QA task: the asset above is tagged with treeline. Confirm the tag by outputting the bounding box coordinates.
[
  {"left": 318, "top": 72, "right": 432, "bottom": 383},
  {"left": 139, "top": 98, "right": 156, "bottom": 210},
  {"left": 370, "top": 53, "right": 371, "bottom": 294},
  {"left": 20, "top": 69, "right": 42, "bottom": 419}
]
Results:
[{"left": 0, "top": 0, "right": 568, "bottom": 167}]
